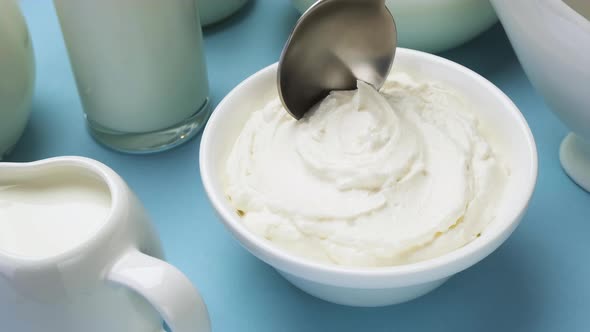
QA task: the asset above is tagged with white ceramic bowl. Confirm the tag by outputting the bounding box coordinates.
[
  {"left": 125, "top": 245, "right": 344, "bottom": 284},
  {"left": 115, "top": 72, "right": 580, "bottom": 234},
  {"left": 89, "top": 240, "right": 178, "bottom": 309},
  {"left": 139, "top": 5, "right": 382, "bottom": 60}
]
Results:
[
  {"left": 290, "top": 0, "right": 498, "bottom": 53},
  {"left": 200, "top": 48, "right": 538, "bottom": 307},
  {"left": 491, "top": 0, "right": 590, "bottom": 191},
  {"left": 198, "top": 0, "right": 248, "bottom": 26}
]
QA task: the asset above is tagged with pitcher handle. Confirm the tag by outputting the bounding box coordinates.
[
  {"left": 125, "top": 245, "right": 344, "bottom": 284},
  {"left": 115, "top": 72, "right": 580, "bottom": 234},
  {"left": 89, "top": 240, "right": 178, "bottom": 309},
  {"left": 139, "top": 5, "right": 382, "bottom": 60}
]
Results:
[{"left": 106, "top": 248, "right": 210, "bottom": 332}]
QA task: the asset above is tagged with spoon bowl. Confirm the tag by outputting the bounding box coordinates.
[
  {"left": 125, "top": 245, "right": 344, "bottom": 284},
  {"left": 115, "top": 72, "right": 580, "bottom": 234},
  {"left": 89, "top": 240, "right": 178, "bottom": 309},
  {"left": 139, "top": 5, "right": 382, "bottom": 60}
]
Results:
[{"left": 278, "top": 0, "right": 396, "bottom": 119}]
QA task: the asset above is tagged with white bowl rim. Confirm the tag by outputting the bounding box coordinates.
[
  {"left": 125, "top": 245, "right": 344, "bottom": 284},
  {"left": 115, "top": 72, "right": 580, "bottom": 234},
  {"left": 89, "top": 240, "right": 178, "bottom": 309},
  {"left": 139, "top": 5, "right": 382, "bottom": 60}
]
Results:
[{"left": 200, "top": 48, "right": 538, "bottom": 287}]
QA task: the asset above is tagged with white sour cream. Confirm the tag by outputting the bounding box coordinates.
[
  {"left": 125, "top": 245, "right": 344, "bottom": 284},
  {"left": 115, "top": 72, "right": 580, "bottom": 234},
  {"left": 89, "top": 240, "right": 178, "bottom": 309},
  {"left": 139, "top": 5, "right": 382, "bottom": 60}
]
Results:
[{"left": 225, "top": 72, "right": 507, "bottom": 267}]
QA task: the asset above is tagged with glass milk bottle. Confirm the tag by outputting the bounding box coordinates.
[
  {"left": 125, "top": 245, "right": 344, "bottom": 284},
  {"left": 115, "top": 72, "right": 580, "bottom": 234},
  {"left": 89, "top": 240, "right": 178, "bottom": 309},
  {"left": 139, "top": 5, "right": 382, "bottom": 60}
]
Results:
[{"left": 54, "top": 0, "right": 210, "bottom": 153}]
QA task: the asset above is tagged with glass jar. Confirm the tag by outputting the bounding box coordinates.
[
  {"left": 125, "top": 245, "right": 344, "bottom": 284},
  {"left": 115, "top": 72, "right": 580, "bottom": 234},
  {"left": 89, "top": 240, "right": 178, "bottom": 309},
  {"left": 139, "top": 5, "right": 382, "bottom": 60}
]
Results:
[{"left": 54, "top": 0, "right": 211, "bottom": 153}]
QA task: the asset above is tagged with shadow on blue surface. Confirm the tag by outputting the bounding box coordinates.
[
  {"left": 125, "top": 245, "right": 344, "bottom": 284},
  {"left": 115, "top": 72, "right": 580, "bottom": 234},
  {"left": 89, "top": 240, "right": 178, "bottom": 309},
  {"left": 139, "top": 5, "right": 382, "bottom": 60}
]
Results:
[
  {"left": 441, "top": 23, "right": 518, "bottom": 78},
  {"left": 242, "top": 245, "right": 541, "bottom": 331}
]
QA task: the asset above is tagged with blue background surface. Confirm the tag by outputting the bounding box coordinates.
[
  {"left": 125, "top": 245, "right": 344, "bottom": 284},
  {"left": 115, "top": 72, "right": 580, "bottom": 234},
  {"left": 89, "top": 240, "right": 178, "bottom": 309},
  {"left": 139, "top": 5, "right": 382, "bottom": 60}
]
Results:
[{"left": 10, "top": 1, "right": 590, "bottom": 331}]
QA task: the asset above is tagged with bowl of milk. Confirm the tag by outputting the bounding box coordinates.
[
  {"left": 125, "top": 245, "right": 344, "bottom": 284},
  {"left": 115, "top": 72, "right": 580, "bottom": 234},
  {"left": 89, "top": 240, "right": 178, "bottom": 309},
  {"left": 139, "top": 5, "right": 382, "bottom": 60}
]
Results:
[
  {"left": 198, "top": 0, "right": 248, "bottom": 26},
  {"left": 290, "top": 0, "right": 498, "bottom": 53}
]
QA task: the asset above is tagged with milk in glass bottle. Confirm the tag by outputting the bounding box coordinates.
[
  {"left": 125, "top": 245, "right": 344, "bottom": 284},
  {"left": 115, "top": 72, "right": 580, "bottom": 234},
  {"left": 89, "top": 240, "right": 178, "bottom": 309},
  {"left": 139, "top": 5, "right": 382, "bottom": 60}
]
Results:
[{"left": 54, "top": 0, "right": 210, "bottom": 153}]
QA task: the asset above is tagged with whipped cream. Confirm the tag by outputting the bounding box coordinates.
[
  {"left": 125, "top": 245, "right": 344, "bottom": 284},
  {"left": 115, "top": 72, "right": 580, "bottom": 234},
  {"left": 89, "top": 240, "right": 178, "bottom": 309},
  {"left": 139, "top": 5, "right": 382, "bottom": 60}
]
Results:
[{"left": 224, "top": 71, "right": 507, "bottom": 267}]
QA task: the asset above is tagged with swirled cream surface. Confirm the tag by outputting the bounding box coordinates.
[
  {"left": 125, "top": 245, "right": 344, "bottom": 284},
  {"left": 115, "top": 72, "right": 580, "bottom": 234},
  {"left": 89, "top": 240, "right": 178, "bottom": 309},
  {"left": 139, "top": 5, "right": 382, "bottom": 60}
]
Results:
[{"left": 224, "top": 72, "right": 507, "bottom": 267}]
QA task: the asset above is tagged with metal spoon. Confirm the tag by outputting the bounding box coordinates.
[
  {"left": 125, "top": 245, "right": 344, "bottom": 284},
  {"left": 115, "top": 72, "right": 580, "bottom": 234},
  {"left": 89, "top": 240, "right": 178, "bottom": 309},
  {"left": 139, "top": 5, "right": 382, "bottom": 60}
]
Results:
[{"left": 278, "top": 0, "right": 397, "bottom": 120}]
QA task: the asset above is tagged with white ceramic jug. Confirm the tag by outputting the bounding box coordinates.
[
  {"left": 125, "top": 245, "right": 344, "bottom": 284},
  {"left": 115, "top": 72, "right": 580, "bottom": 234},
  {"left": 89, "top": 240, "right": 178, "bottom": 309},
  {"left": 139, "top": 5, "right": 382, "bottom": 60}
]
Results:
[
  {"left": 490, "top": 0, "right": 590, "bottom": 191},
  {"left": 0, "top": 157, "right": 210, "bottom": 332},
  {"left": 0, "top": 0, "right": 35, "bottom": 159}
]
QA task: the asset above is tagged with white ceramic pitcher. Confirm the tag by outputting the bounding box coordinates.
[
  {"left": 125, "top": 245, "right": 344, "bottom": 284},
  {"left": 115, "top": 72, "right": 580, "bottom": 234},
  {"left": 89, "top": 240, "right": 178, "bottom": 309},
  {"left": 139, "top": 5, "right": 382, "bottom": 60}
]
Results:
[
  {"left": 0, "top": 0, "right": 35, "bottom": 159},
  {"left": 0, "top": 157, "right": 210, "bottom": 332},
  {"left": 490, "top": 0, "right": 590, "bottom": 191}
]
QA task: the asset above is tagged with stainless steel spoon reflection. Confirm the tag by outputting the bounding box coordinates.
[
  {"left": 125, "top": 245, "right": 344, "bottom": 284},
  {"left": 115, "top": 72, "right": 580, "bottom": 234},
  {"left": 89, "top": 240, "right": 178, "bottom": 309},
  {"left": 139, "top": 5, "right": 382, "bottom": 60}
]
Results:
[{"left": 278, "top": 0, "right": 397, "bottom": 120}]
